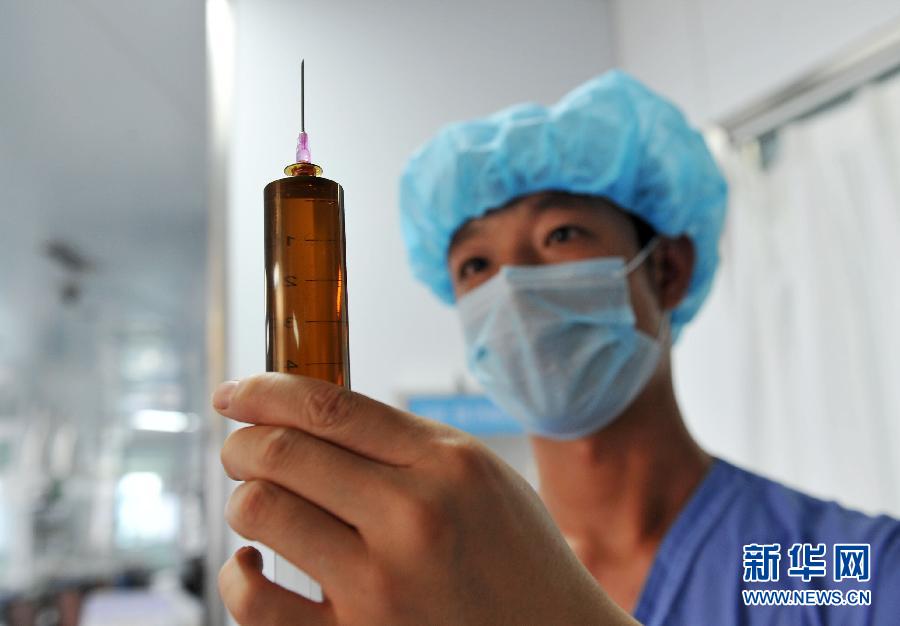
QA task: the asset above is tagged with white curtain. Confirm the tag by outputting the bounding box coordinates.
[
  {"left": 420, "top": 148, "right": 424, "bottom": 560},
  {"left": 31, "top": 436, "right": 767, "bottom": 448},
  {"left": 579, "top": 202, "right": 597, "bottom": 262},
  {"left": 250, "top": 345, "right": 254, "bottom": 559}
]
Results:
[{"left": 674, "top": 74, "right": 900, "bottom": 517}]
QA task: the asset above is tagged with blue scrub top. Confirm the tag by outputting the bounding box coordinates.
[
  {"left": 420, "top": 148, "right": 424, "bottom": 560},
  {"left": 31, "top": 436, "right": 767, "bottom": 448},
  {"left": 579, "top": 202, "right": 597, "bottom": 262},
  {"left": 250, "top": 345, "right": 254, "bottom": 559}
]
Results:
[{"left": 633, "top": 458, "right": 900, "bottom": 625}]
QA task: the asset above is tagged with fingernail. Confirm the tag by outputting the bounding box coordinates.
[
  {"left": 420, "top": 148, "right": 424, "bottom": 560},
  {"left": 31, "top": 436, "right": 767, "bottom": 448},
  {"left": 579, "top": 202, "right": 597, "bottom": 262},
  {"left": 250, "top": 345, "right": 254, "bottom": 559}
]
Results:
[
  {"left": 212, "top": 380, "right": 239, "bottom": 410},
  {"left": 241, "top": 545, "right": 263, "bottom": 571}
]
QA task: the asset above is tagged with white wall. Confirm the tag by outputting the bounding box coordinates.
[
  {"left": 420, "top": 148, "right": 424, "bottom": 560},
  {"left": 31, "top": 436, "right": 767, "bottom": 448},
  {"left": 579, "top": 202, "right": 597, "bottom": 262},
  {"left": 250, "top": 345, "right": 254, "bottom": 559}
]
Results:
[{"left": 611, "top": 0, "right": 900, "bottom": 124}]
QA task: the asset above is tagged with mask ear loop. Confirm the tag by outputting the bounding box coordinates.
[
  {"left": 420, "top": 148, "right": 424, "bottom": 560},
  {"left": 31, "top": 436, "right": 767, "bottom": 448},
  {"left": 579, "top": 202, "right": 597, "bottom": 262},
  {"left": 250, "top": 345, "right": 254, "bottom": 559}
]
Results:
[
  {"left": 622, "top": 236, "right": 661, "bottom": 275},
  {"left": 655, "top": 309, "right": 672, "bottom": 345},
  {"left": 623, "top": 236, "right": 672, "bottom": 344}
]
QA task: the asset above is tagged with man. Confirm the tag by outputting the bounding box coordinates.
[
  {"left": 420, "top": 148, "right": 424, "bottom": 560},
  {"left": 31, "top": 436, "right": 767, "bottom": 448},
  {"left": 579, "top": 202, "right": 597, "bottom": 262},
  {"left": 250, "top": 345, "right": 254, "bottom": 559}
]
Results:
[{"left": 216, "top": 71, "right": 899, "bottom": 624}]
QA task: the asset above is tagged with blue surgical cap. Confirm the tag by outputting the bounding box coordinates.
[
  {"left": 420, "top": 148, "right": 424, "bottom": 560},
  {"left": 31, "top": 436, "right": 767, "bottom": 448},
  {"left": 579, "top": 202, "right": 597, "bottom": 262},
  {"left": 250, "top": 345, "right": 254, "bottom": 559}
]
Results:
[{"left": 398, "top": 69, "right": 727, "bottom": 339}]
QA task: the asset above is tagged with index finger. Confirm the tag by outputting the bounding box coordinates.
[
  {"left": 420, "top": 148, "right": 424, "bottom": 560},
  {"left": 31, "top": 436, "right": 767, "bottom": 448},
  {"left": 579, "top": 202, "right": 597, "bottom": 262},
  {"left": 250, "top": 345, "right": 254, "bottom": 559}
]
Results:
[{"left": 212, "top": 373, "right": 448, "bottom": 466}]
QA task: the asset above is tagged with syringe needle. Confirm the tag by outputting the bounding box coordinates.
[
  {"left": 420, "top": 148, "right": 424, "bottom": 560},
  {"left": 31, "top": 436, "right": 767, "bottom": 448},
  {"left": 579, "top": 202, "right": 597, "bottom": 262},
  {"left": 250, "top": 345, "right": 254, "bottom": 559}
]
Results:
[
  {"left": 301, "top": 58, "right": 305, "bottom": 133},
  {"left": 297, "top": 59, "right": 311, "bottom": 163}
]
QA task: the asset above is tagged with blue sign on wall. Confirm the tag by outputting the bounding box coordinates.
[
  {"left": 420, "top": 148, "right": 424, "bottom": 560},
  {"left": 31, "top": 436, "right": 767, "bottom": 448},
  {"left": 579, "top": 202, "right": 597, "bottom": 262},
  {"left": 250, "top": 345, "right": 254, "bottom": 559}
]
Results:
[{"left": 406, "top": 394, "right": 523, "bottom": 436}]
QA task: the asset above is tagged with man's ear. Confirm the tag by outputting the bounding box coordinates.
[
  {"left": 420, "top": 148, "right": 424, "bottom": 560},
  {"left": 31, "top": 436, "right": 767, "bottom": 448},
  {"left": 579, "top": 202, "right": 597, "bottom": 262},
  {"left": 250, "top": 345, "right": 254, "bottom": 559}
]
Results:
[{"left": 653, "top": 236, "right": 695, "bottom": 311}]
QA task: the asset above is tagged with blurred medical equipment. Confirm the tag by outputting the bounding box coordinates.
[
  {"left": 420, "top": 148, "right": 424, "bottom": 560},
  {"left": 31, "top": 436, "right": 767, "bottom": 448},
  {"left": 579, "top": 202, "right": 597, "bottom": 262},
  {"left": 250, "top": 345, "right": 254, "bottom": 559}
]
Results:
[
  {"left": 79, "top": 573, "right": 203, "bottom": 626},
  {"left": 263, "top": 60, "right": 349, "bottom": 598},
  {"left": 399, "top": 70, "right": 727, "bottom": 340}
]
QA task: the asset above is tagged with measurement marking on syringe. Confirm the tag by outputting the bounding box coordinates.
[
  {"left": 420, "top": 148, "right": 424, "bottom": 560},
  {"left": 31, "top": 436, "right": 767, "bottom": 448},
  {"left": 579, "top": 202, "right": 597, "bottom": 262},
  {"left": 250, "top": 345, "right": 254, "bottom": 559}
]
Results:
[
  {"left": 304, "top": 238, "right": 336, "bottom": 241},
  {"left": 304, "top": 279, "right": 341, "bottom": 282},
  {"left": 306, "top": 362, "right": 343, "bottom": 365}
]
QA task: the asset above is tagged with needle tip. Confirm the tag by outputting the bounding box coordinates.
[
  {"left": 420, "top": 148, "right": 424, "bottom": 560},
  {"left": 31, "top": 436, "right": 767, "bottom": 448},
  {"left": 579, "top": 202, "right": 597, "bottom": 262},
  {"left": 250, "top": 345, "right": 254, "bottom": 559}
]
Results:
[{"left": 300, "top": 59, "right": 306, "bottom": 134}]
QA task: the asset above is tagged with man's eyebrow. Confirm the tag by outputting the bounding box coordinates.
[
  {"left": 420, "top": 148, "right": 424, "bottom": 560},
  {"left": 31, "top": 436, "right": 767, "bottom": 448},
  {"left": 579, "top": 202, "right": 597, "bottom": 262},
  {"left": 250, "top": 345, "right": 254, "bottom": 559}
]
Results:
[{"left": 449, "top": 192, "right": 600, "bottom": 253}]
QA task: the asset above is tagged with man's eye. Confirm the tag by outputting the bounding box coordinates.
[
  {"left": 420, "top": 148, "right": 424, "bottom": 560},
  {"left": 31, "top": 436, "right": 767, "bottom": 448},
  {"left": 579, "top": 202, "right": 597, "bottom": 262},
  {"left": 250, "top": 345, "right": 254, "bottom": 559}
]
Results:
[
  {"left": 459, "top": 257, "right": 488, "bottom": 280},
  {"left": 546, "top": 225, "right": 583, "bottom": 245}
]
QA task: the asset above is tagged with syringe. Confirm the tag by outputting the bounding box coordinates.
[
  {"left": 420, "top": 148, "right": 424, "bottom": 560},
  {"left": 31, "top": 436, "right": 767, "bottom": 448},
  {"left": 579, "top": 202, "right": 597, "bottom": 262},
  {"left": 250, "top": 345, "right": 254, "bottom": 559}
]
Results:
[{"left": 263, "top": 59, "right": 350, "bottom": 600}]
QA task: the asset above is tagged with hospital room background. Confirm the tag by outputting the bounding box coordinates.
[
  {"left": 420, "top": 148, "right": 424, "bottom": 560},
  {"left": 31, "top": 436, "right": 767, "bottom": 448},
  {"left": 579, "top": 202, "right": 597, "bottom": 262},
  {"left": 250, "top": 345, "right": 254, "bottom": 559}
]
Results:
[{"left": 2, "top": 0, "right": 900, "bottom": 624}]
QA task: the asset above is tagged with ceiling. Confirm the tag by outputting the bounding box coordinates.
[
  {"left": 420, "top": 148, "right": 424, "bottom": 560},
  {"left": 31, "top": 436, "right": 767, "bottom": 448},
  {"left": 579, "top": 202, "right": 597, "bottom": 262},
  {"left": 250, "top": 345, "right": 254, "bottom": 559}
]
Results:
[{"left": 0, "top": 0, "right": 207, "bottom": 394}]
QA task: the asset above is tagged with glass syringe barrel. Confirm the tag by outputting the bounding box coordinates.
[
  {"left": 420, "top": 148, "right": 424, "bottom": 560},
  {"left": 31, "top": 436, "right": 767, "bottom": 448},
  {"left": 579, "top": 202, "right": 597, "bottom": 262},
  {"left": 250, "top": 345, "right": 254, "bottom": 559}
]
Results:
[
  {"left": 264, "top": 161, "right": 348, "bottom": 601},
  {"left": 264, "top": 162, "right": 350, "bottom": 387}
]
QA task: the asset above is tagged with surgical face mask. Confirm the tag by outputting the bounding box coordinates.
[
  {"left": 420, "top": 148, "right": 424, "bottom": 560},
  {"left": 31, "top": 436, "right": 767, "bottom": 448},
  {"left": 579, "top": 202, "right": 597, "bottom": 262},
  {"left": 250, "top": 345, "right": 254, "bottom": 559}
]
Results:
[{"left": 457, "top": 240, "right": 668, "bottom": 440}]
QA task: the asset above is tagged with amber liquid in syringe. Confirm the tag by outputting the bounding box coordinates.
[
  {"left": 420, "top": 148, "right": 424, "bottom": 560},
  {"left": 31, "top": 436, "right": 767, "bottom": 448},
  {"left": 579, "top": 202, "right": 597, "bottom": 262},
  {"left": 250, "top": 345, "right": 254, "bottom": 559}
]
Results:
[{"left": 264, "top": 163, "right": 350, "bottom": 387}]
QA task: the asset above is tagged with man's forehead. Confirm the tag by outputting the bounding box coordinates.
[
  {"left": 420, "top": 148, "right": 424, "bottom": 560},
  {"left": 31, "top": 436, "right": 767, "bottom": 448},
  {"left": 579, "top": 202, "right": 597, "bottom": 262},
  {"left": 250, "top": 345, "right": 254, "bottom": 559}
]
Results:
[
  {"left": 498, "top": 190, "right": 626, "bottom": 216},
  {"left": 528, "top": 190, "right": 596, "bottom": 209}
]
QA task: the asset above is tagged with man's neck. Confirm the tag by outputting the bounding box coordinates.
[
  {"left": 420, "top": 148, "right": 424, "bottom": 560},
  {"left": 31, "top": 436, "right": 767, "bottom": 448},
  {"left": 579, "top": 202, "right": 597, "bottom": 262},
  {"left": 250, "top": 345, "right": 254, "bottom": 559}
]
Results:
[{"left": 530, "top": 367, "right": 711, "bottom": 606}]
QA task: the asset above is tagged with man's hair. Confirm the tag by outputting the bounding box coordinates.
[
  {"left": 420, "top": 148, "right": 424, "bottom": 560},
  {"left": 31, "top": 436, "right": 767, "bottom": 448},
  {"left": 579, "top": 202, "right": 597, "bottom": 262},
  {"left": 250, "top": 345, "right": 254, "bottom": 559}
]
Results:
[{"left": 629, "top": 212, "right": 657, "bottom": 249}]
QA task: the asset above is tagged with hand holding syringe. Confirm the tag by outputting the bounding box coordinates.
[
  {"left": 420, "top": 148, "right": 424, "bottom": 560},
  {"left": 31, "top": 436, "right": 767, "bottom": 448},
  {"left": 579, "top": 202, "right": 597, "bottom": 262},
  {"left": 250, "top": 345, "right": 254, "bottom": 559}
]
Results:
[{"left": 214, "top": 374, "right": 639, "bottom": 625}]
